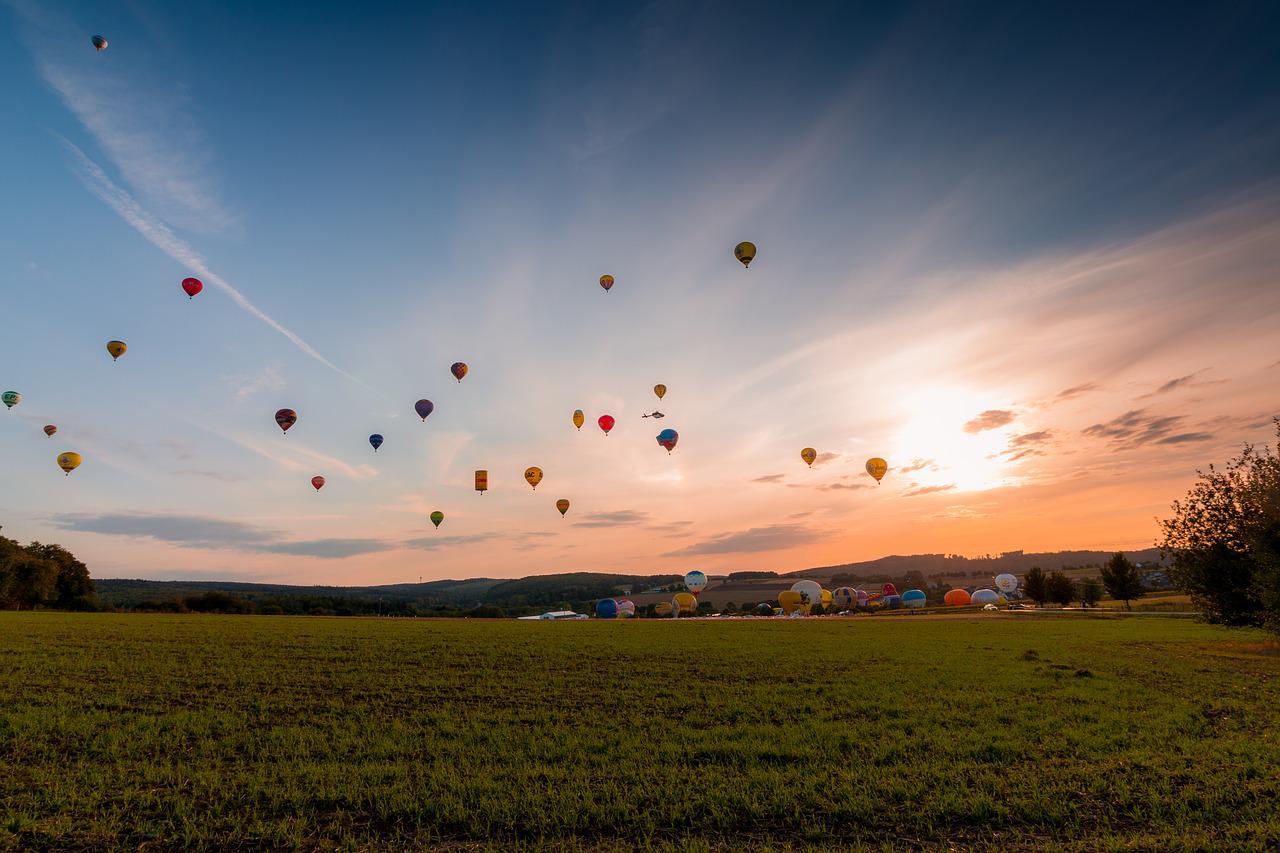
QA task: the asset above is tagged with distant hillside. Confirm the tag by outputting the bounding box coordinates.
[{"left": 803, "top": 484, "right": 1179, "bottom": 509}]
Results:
[{"left": 787, "top": 549, "right": 1165, "bottom": 583}]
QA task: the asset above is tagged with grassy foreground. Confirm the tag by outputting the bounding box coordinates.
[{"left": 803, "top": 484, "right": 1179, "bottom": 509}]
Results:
[{"left": 1, "top": 613, "right": 1277, "bottom": 851}]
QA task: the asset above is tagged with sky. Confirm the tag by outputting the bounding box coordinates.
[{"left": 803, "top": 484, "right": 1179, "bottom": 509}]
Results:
[{"left": 2, "top": 1, "right": 1278, "bottom": 585}]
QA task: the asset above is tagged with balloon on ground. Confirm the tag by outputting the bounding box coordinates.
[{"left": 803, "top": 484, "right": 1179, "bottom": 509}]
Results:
[
  {"left": 595, "top": 598, "right": 619, "bottom": 619},
  {"left": 902, "top": 589, "right": 927, "bottom": 608},
  {"left": 672, "top": 592, "right": 697, "bottom": 614},
  {"left": 971, "top": 589, "right": 1000, "bottom": 606},
  {"left": 833, "top": 587, "right": 855, "bottom": 608},
  {"left": 778, "top": 590, "right": 805, "bottom": 614},
  {"left": 995, "top": 573, "right": 1019, "bottom": 594},
  {"left": 791, "top": 579, "right": 822, "bottom": 608},
  {"left": 944, "top": 589, "right": 972, "bottom": 606},
  {"left": 616, "top": 599, "right": 636, "bottom": 617}
]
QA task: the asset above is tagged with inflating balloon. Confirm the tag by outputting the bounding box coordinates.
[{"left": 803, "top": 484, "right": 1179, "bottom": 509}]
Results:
[
  {"left": 556, "top": 499, "right": 570, "bottom": 517},
  {"left": 275, "top": 408, "right": 297, "bottom": 434},
  {"left": 902, "top": 589, "right": 926, "bottom": 609},
  {"left": 866, "top": 458, "right": 888, "bottom": 483},
  {"left": 106, "top": 340, "right": 127, "bottom": 361},
  {"left": 181, "top": 277, "right": 203, "bottom": 298},
  {"left": 832, "top": 587, "right": 855, "bottom": 608},
  {"left": 430, "top": 511, "right": 444, "bottom": 529},
  {"left": 414, "top": 399, "right": 434, "bottom": 421},
  {"left": 91, "top": 35, "right": 107, "bottom": 51},
  {"left": 1, "top": 391, "right": 19, "bottom": 410},
  {"left": 43, "top": 425, "right": 57, "bottom": 437},
  {"left": 684, "top": 570, "right": 707, "bottom": 596},
  {"left": 572, "top": 409, "right": 585, "bottom": 430},
  {"left": 616, "top": 599, "right": 636, "bottom": 618},
  {"left": 653, "top": 384, "right": 666, "bottom": 400},
  {"left": 474, "top": 470, "right": 488, "bottom": 494},
  {"left": 596, "top": 598, "right": 618, "bottom": 619},
  {"left": 369, "top": 434, "right": 383, "bottom": 452},
  {"left": 598, "top": 414, "right": 615, "bottom": 436},
  {"left": 451, "top": 362, "right": 468, "bottom": 382},
  {"left": 971, "top": 589, "right": 1000, "bottom": 606},
  {"left": 944, "top": 589, "right": 971, "bottom": 606},
  {"left": 599, "top": 274, "right": 614, "bottom": 292},
  {"left": 656, "top": 428, "right": 678, "bottom": 454},
  {"left": 524, "top": 466, "right": 543, "bottom": 490},
  {"left": 734, "top": 241, "right": 757, "bottom": 268},
  {"left": 855, "top": 589, "right": 869, "bottom": 607},
  {"left": 778, "top": 590, "right": 805, "bottom": 614},
  {"left": 655, "top": 602, "right": 673, "bottom": 617},
  {"left": 995, "top": 573, "right": 1019, "bottom": 594},
  {"left": 882, "top": 582, "right": 898, "bottom": 597},
  {"left": 57, "top": 452, "right": 82, "bottom": 475},
  {"left": 791, "top": 580, "right": 822, "bottom": 608},
  {"left": 801, "top": 447, "right": 817, "bottom": 467},
  {"left": 311, "top": 476, "right": 325, "bottom": 491},
  {"left": 672, "top": 592, "right": 697, "bottom": 615},
  {"left": 821, "top": 589, "right": 833, "bottom": 610}
]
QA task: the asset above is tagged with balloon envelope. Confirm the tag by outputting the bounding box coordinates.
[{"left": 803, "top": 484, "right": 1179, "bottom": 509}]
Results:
[
  {"left": 944, "top": 589, "right": 972, "bottom": 606},
  {"left": 791, "top": 580, "right": 822, "bottom": 607},
  {"left": 91, "top": 35, "right": 107, "bottom": 50},
  {"left": 902, "top": 589, "right": 927, "bottom": 608},
  {"left": 572, "top": 409, "right": 584, "bottom": 430},
  {"left": 430, "top": 511, "right": 444, "bottom": 528},
  {"left": 474, "top": 470, "right": 488, "bottom": 493},
  {"left": 884, "top": 594, "right": 902, "bottom": 609},
  {"left": 415, "top": 399, "right": 434, "bottom": 421},
  {"left": 311, "top": 476, "right": 325, "bottom": 491},
  {"left": 616, "top": 599, "right": 636, "bottom": 618},
  {"left": 995, "top": 573, "right": 1019, "bottom": 594},
  {"left": 653, "top": 384, "right": 666, "bottom": 400},
  {"left": 274, "top": 408, "right": 297, "bottom": 433},
  {"left": 106, "top": 340, "right": 127, "bottom": 361},
  {"left": 181, "top": 277, "right": 203, "bottom": 298},
  {"left": 451, "top": 362, "right": 468, "bottom": 382},
  {"left": 556, "top": 499, "right": 570, "bottom": 517},
  {"left": 734, "top": 241, "right": 757, "bottom": 268},
  {"left": 801, "top": 447, "right": 817, "bottom": 467},
  {"left": 43, "top": 425, "right": 57, "bottom": 437},
  {"left": 684, "top": 570, "right": 707, "bottom": 594},
  {"left": 778, "top": 590, "right": 806, "bottom": 614},
  {"left": 595, "top": 598, "right": 619, "bottom": 619},
  {"left": 855, "top": 589, "right": 869, "bottom": 606},
  {"left": 1, "top": 391, "right": 19, "bottom": 409},
  {"left": 866, "top": 457, "right": 888, "bottom": 482},
  {"left": 57, "top": 452, "right": 82, "bottom": 474},
  {"left": 656, "top": 428, "right": 678, "bottom": 453},
  {"left": 524, "top": 467, "right": 543, "bottom": 489},
  {"left": 599, "top": 274, "right": 614, "bottom": 292},
  {"left": 655, "top": 602, "right": 673, "bottom": 616},
  {"left": 882, "top": 582, "right": 898, "bottom": 597},
  {"left": 369, "top": 434, "right": 383, "bottom": 451},
  {"left": 971, "top": 589, "right": 1000, "bottom": 605},
  {"left": 833, "top": 587, "right": 855, "bottom": 608},
  {"left": 598, "top": 415, "right": 615, "bottom": 435},
  {"left": 672, "top": 592, "right": 697, "bottom": 614}
]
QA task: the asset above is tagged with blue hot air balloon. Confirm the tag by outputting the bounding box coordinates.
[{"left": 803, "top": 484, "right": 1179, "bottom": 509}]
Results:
[
  {"left": 902, "top": 589, "right": 927, "bottom": 609},
  {"left": 596, "top": 598, "right": 619, "bottom": 619},
  {"left": 369, "top": 434, "right": 384, "bottom": 452},
  {"left": 656, "top": 428, "right": 678, "bottom": 454},
  {"left": 414, "top": 399, "right": 434, "bottom": 421}
]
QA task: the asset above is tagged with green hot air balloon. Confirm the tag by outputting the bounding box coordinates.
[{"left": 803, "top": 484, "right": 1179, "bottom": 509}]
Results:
[
  {"left": 430, "top": 511, "right": 444, "bottom": 529},
  {"left": 2, "top": 391, "right": 20, "bottom": 410}
]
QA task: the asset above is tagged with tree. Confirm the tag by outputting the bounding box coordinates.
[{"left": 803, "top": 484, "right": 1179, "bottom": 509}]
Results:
[
  {"left": 1100, "top": 552, "right": 1145, "bottom": 610},
  {"left": 1023, "top": 566, "right": 1048, "bottom": 606},
  {"left": 1159, "top": 421, "right": 1280, "bottom": 635},
  {"left": 1046, "top": 571, "right": 1075, "bottom": 607},
  {"left": 1078, "top": 578, "right": 1103, "bottom": 609}
]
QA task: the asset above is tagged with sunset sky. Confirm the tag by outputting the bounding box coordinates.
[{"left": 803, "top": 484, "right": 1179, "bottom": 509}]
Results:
[{"left": 2, "top": 1, "right": 1278, "bottom": 585}]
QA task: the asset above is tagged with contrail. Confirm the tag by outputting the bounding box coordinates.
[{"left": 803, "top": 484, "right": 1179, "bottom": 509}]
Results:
[{"left": 62, "top": 139, "right": 365, "bottom": 386}]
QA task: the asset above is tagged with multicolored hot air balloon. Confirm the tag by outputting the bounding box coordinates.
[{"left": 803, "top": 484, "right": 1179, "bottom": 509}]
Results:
[
  {"left": 866, "top": 457, "right": 888, "bottom": 483},
  {"left": 275, "top": 408, "right": 297, "bottom": 434},
  {"left": 684, "top": 570, "right": 707, "bottom": 596},
  {"left": 57, "top": 452, "right": 82, "bottom": 475},
  {"left": 106, "top": 340, "right": 127, "bottom": 361},
  {"left": 833, "top": 587, "right": 855, "bottom": 608},
  {"left": 616, "top": 598, "right": 636, "bottom": 618},
  {"left": 944, "top": 589, "right": 972, "bottom": 606},
  {"left": 311, "top": 476, "right": 325, "bottom": 491},
  {"left": 2, "top": 391, "right": 19, "bottom": 410},
  {"left": 792, "top": 580, "right": 822, "bottom": 608},
  {"left": 598, "top": 415, "right": 615, "bottom": 436},
  {"left": 995, "top": 573, "right": 1019, "bottom": 594},
  {"left": 430, "top": 511, "right": 444, "bottom": 529},
  {"left": 43, "top": 425, "right": 57, "bottom": 437},
  {"left": 369, "top": 434, "right": 383, "bottom": 452},
  {"left": 599, "top": 274, "right": 614, "bottom": 292},
  {"left": 524, "top": 467, "right": 543, "bottom": 490},
  {"left": 801, "top": 447, "right": 817, "bottom": 467},
  {"left": 656, "top": 428, "right": 678, "bottom": 454},
  {"left": 595, "top": 598, "right": 619, "bottom": 619},
  {"left": 474, "top": 470, "right": 488, "bottom": 494},
  {"left": 734, "top": 241, "right": 757, "bottom": 268},
  {"left": 91, "top": 35, "right": 108, "bottom": 51},
  {"left": 556, "top": 499, "right": 570, "bottom": 517},
  {"left": 450, "top": 362, "right": 468, "bottom": 382},
  {"left": 181, "top": 277, "right": 203, "bottom": 298},
  {"left": 572, "top": 409, "right": 584, "bottom": 430},
  {"left": 415, "top": 399, "right": 434, "bottom": 421},
  {"left": 653, "top": 384, "right": 666, "bottom": 400}
]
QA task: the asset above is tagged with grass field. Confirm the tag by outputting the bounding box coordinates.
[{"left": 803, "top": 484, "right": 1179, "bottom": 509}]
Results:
[{"left": 2, "top": 613, "right": 1278, "bottom": 851}]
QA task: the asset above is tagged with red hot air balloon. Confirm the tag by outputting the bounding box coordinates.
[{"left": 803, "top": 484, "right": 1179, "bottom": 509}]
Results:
[
  {"left": 882, "top": 582, "right": 898, "bottom": 597},
  {"left": 414, "top": 399, "right": 434, "bottom": 421},
  {"left": 311, "top": 476, "right": 325, "bottom": 491},
  {"left": 451, "top": 362, "right": 468, "bottom": 382},
  {"left": 598, "top": 414, "right": 615, "bottom": 436},
  {"left": 181, "top": 277, "right": 203, "bottom": 298},
  {"left": 275, "top": 408, "right": 297, "bottom": 434},
  {"left": 44, "top": 425, "right": 57, "bottom": 437}
]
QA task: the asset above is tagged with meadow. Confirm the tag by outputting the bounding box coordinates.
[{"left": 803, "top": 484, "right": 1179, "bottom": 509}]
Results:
[{"left": 1, "top": 612, "right": 1277, "bottom": 851}]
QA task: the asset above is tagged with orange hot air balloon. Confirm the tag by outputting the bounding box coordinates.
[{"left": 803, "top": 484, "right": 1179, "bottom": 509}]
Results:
[
  {"left": 865, "top": 457, "right": 888, "bottom": 483},
  {"left": 556, "top": 499, "right": 570, "bottom": 517},
  {"left": 475, "top": 470, "right": 488, "bottom": 494},
  {"left": 451, "top": 362, "right": 468, "bottom": 382},
  {"left": 106, "top": 340, "right": 128, "bottom": 361},
  {"left": 801, "top": 447, "right": 817, "bottom": 467},
  {"left": 43, "top": 425, "right": 57, "bottom": 437},
  {"left": 599, "top": 274, "right": 614, "bottom": 292},
  {"left": 944, "top": 589, "right": 972, "bottom": 606},
  {"left": 598, "top": 415, "right": 615, "bottom": 436},
  {"left": 524, "top": 467, "right": 543, "bottom": 490},
  {"left": 572, "top": 409, "right": 585, "bottom": 430}
]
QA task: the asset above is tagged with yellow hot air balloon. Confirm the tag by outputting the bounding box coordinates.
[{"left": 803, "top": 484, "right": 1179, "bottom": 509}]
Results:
[
  {"left": 801, "top": 447, "right": 817, "bottom": 467},
  {"left": 572, "top": 409, "right": 585, "bottom": 431},
  {"left": 653, "top": 384, "right": 666, "bottom": 400},
  {"left": 106, "top": 340, "right": 127, "bottom": 361},
  {"left": 57, "top": 452, "right": 82, "bottom": 475},
  {"left": 778, "top": 589, "right": 806, "bottom": 614},
  {"left": 672, "top": 592, "right": 697, "bottom": 615},
  {"left": 474, "top": 470, "right": 488, "bottom": 494},
  {"left": 734, "top": 241, "right": 757, "bottom": 268},
  {"left": 865, "top": 457, "right": 888, "bottom": 483},
  {"left": 821, "top": 589, "right": 833, "bottom": 610},
  {"left": 524, "top": 466, "right": 543, "bottom": 490},
  {"left": 556, "top": 499, "right": 570, "bottom": 517},
  {"left": 655, "top": 602, "right": 673, "bottom": 617}
]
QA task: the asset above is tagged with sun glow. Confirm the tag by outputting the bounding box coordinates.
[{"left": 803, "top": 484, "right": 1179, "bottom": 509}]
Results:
[{"left": 888, "top": 387, "right": 1019, "bottom": 493}]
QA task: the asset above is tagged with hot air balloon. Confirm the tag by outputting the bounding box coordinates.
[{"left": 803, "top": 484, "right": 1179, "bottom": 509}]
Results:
[
  {"left": 653, "top": 384, "right": 666, "bottom": 400},
  {"left": 57, "top": 452, "right": 82, "bottom": 475},
  {"left": 556, "top": 499, "right": 570, "bottom": 517},
  {"left": 106, "top": 340, "right": 127, "bottom": 361},
  {"left": 598, "top": 415, "right": 615, "bottom": 436},
  {"left": 2, "top": 391, "right": 19, "bottom": 410},
  {"left": 91, "top": 35, "right": 107, "bottom": 51},
  {"left": 971, "top": 589, "right": 1000, "bottom": 606},
  {"left": 832, "top": 587, "right": 855, "bottom": 608},
  {"left": 599, "top": 274, "right": 614, "bottom": 292},
  {"left": 882, "top": 583, "right": 898, "bottom": 597},
  {"left": 369, "top": 434, "right": 383, "bottom": 452},
  {"left": 474, "top": 470, "right": 488, "bottom": 494},
  {"left": 414, "top": 399, "right": 434, "bottom": 421},
  {"left": 944, "top": 589, "right": 972, "bottom": 606},
  {"left": 181, "top": 277, "right": 203, "bottom": 298},
  {"left": 995, "top": 573, "right": 1019, "bottom": 594},
  {"left": 596, "top": 598, "right": 619, "bottom": 619},
  {"left": 275, "top": 408, "right": 297, "bottom": 434},
  {"left": 616, "top": 598, "right": 636, "bottom": 618},
  {"left": 801, "top": 447, "right": 817, "bottom": 467},
  {"left": 883, "top": 594, "right": 903, "bottom": 609},
  {"left": 572, "top": 409, "right": 585, "bottom": 430},
  {"left": 43, "top": 425, "right": 57, "bottom": 437},
  {"left": 866, "top": 458, "right": 888, "bottom": 483},
  {"left": 655, "top": 602, "right": 673, "bottom": 617},
  {"left": 524, "top": 467, "right": 543, "bottom": 490},
  {"left": 430, "top": 511, "right": 444, "bottom": 529},
  {"left": 821, "top": 589, "right": 833, "bottom": 610},
  {"left": 656, "top": 428, "right": 678, "bottom": 454},
  {"left": 902, "top": 589, "right": 927, "bottom": 609},
  {"left": 311, "top": 476, "right": 325, "bottom": 491},
  {"left": 778, "top": 590, "right": 805, "bottom": 615},
  {"left": 734, "top": 241, "right": 757, "bottom": 268},
  {"left": 672, "top": 592, "right": 697, "bottom": 615},
  {"left": 684, "top": 570, "right": 708, "bottom": 597},
  {"left": 451, "top": 362, "right": 468, "bottom": 382},
  {"left": 855, "top": 589, "right": 869, "bottom": 607},
  {"left": 791, "top": 580, "right": 822, "bottom": 608}
]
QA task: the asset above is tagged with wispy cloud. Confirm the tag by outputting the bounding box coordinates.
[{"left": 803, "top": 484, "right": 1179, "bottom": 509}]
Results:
[
  {"left": 1081, "top": 409, "right": 1211, "bottom": 449},
  {"left": 233, "top": 366, "right": 287, "bottom": 401},
  {"left": 1138, "top": 369, "right": 1224, "bottom": 399},
  {"left": 963, "top": 409, "right": 1015, "bottom": 433},
  {"left": 573, "top": 510, "right": 650, "bottom": 528},
  {"left": 1055, "top": 383, "right": 1099, "bottom": 402},
  {"left": 995, "top": 430, "right": 1054, "bottom": 461},
  {"left": 752, "top": 473, "right": 787, "bottom": 484},
  {"left": 663, "top": 523, "right": 823, "bottom": 556},
  {"left": 902, "top": 483, "right": 957, "bottom": 497}
]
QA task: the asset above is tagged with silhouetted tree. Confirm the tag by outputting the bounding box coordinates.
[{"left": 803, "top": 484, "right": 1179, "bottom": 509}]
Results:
[
  {"left": 1023, "top": 566, "right": 1048, "bottom": 606},
  {"left": 1079, "top": 578, "right": 1103, "bottom": 609},
  {"left": 1100, "top": 553, "right": 1145, "bottom": 610},
  {"left": 1046, "top": 571, "right": 1075, "bottom": 607}
]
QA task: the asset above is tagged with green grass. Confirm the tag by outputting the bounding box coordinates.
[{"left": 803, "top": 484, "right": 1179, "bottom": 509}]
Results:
[{"left": 1, "top": 613, "right": 1277, "bottom": 851}]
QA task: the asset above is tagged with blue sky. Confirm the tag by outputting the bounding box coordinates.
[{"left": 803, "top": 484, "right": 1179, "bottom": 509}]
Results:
[{"left": 2, "top": 1, "right": 1278, "bottom": 583}]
